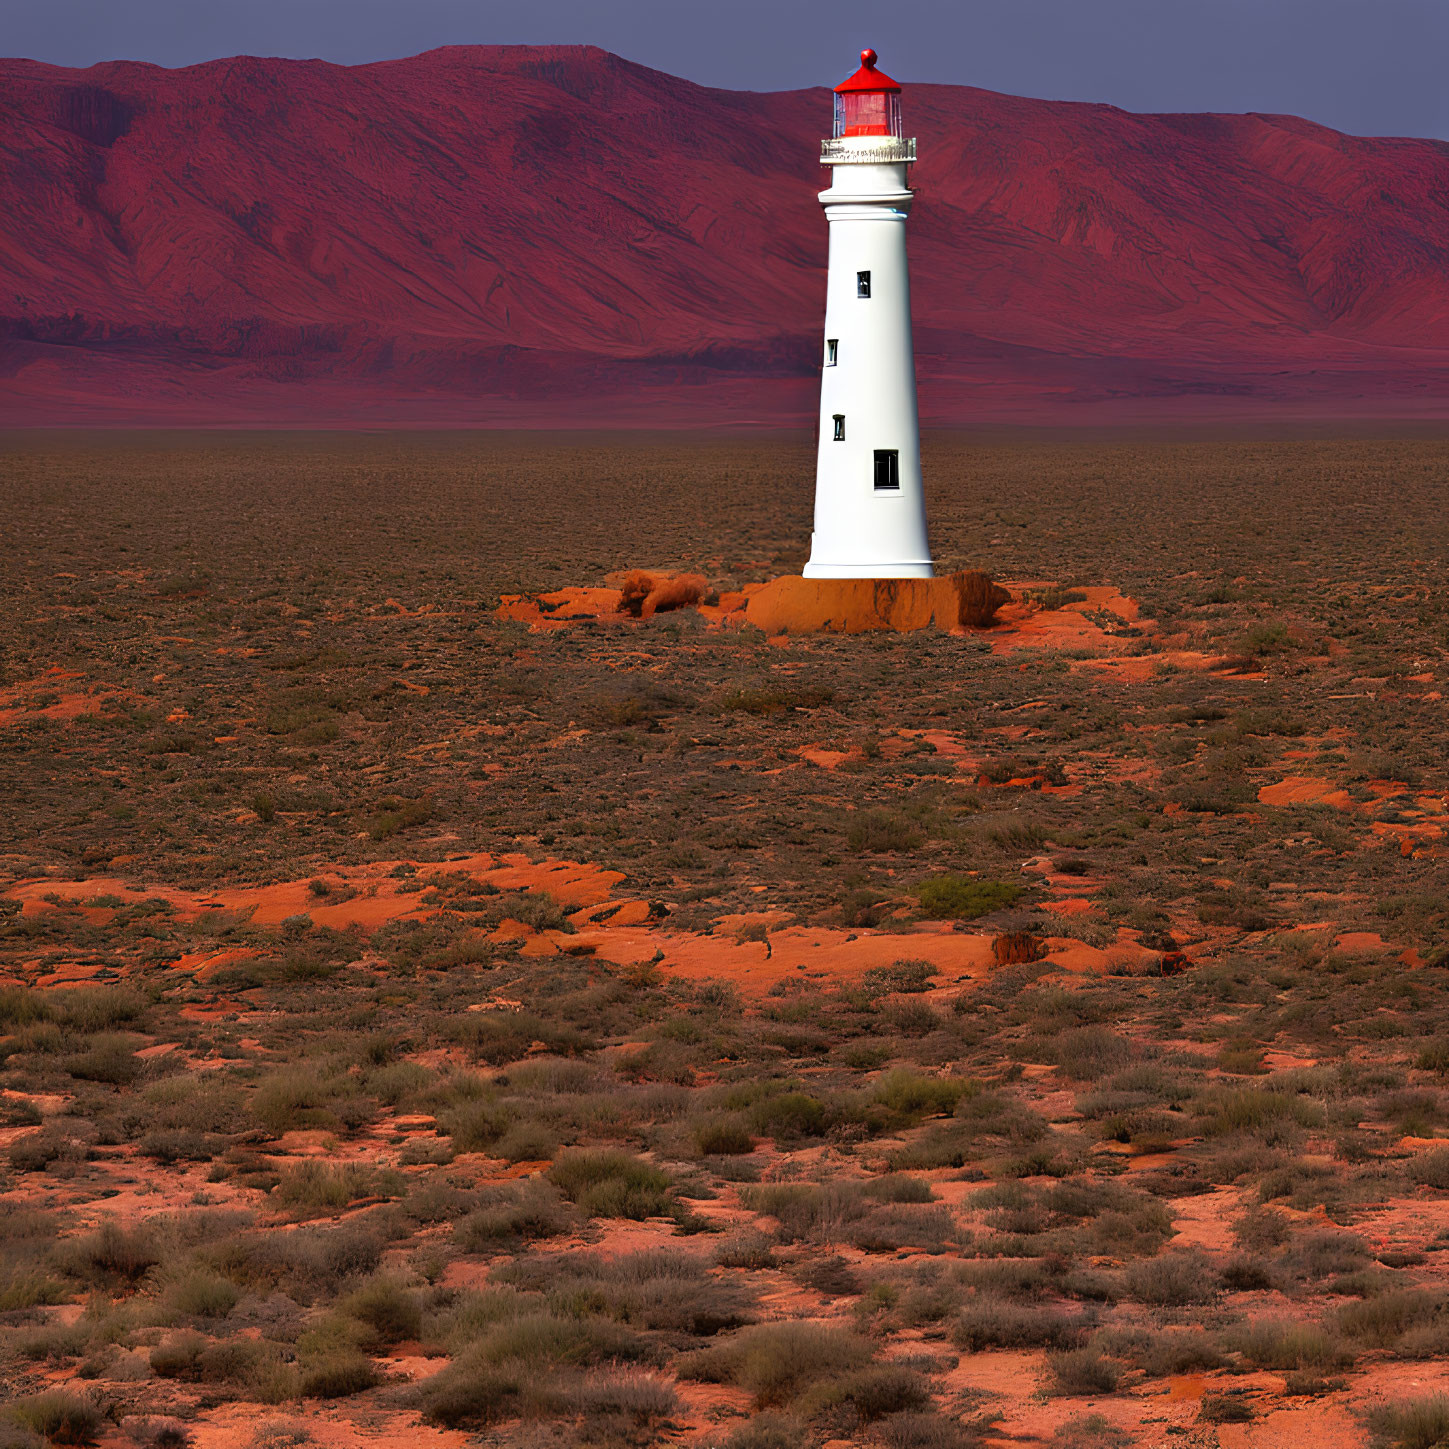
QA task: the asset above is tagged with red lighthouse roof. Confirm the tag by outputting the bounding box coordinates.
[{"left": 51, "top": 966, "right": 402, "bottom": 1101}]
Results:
[{"left": 834, "top": 48, "right": 901, "bottom": 94}]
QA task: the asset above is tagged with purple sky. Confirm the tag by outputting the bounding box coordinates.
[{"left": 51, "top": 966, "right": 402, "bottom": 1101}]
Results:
[{"left": 11, "top": 0, "right": 1449, "bottom": 140}]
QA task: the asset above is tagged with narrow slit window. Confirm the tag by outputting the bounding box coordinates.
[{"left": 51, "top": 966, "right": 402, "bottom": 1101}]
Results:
[
  {"left": 873, "top": 449, "right": 900, "bottom": 490},
  {"left": 856, "top": 270, "right": 871, "bottom": 298},
  {"left": 826, "top": 339, "right": 838, "bottom": 366},
  {"left": 832, "top": 414, "right": 846, "bottom": 442}
]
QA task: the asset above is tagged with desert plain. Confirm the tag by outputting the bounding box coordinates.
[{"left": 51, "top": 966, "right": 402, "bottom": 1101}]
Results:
[{"left": 2, "top": 429, "right": 1449, "bottom": 1449}]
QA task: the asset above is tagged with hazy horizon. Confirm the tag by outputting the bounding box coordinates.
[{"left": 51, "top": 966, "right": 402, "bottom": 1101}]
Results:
[{"left": 8, "top": 0, "right": 1449, "bottom": 142}]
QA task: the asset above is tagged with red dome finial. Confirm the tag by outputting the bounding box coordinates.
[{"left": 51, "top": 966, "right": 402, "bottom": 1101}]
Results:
[{"left": 861, "top": 48, "right": 878, "bottom": 68}]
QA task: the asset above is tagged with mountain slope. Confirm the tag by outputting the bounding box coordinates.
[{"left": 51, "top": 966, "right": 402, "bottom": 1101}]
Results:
[{"left": 2, "top": 45, "right": 1447, "bottom": 425}]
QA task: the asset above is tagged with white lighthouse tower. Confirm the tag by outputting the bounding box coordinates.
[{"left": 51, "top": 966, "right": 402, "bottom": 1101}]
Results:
[{"left": 804, "top": 49, "right": 935, "bottom": 580}]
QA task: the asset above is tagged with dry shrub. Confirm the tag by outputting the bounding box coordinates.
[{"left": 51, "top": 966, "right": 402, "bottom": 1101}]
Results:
[
  {"left": 953, "top": 1298, "right": 1089, "bottom": 1352},
  {"left": 679, "top": 1322, "right": 874, "bottom": 1406},
  {"left": 797, "top": 1363, "right": 932, "bottom": 1428},
  {"left": 414, "top": 1312, "right": 655, "bottom": 1427},
  {"left": 1050, "top": 1416, "right": 1132, "bottom": 1449},
  {"left": 495, "top": 1249, "right": 754, "bottom": 1335},
  {"left": 1372, "top": 1395, "right": 1449, "bottom": 1449},
  {"left": 558, "top": 1370, "right": 679, "bottom": 1433},
  {"left": 1046, "top": 1346, "right": 1119, "bottom": 1397},
  {"left": 1226, "top": 1319, "right": 1352, "bottom": 1372},
  {"left": 6, "top": 1391, "right": 101, "bottom": 1445},
  {"left": 741, "top": 1178, "right": 944, "bottom": 1252},
  {"left": 1124, "top": 1250, "right": 1220, "bottom": 1306},
  {"left": 56, "top": 1222, "right": 160, "bottom": 1284},
  {"left": 715, "top": 1232, "right": 777, "bottom": 1270},
  {"left": 1409, "top": 1148, "right": 1449, "bottom": 1189}
]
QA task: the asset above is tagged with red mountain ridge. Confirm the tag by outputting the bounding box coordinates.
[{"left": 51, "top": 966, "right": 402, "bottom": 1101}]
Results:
[{"left": 2, "top": 44, "right": 1448, "bottom": 427}]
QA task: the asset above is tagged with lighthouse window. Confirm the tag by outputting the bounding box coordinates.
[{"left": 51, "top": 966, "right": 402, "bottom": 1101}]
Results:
[
  {"left": 873, "top": 449, "right": 900, "bottom": 490},
  {"left": 832, "top": 414, "right": 846, "bottom": 442},
  {"left": 826, "top": 339, "right": 838, "bottom": 366},
  {"left": 856, "top": 270, "right": 871, "bottom": 298}
]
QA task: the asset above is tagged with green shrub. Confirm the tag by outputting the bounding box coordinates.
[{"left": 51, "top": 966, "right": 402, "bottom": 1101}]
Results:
[
  {"left": 272, "top": 1160, "right": 401, "bottom": 1216},
  {"left": 250, "top": 1068, "right": 375, "bottom": 1137},
  {"left": 872, "top": 1070, "right": 972, "bottom": 1118},
  {"left": 546, "top": 1150, "right": 673, "bottom": 1219},
  {"left": 1239, "top": 621, "right": 1293, "bottom": 656},
  {"left": 440, "top": 1095, "right": 513, "bottom": 1153},
  {"left": 747, "top": 1092, "right": 827, "bottom": 1142},
  {"left": 0, "top": 1267, "right": 69, "bottom": 1312},
  {"left": 492, "top": 1121, "right": 559, "bottom": 1163},
  {"left": 719, "top": 686, "right": 833, "bottom": 716},
  {"left": 0, "top": 986, "right": 49, "bottom": 1028},
  {"left": 454, "top": 1178, "right": 575, "bottom": 1250},
  {"left": 338, "top": 1276, "right": 423, "bottom": 1346},
  {"left": 163, "top": 1270, "right": 240, "bottom": 1319},
  {"left": 916, "top": 876, "right": 1021, "bottom": 920},
  {"left": 481, "top": 891, "right": 573, "bottom": 933},
  {"left": 205, "top": 1218, "right": 386, "bottom": 1302},
  {"left": 62, "top": 1033, "right": 144, "bottom": 1085},
  {"left": 1201, "top": 1086, "right": 1323, "bottom": 1140},
  {"left": 557, "top": 1370, "right": 679, "bottom": 1430},
  {"left": 299, "top": 1348, "right": 377, "bottom": 1399},
  {"left": 49, "top": 987, "right": 147, "bottom": 1033},
  {"left": 368, "top": 796, "right": 434, "bottom": 841},
  {"left": 694, "top": 1116, "right": 756, "bottom": 1156},
  {"left": 1045, "top": 1026, "right": 1136, "bottom": 1079}
]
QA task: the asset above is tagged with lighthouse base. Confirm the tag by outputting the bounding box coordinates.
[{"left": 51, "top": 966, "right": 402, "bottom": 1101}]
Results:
[
  {"left": 745, "top": 572, "right": 1009, "bottom": 634},
  {"left": 802, "top": 559, "right": 935, "bottom": 580}
]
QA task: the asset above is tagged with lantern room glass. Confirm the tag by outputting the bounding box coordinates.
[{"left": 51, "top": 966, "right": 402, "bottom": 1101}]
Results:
[{"left": 834, "top": 91, "right": 903, "bottom": 139}]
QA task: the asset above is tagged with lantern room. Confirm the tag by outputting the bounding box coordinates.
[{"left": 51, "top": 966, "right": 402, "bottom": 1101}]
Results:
[{"left": 833, "top": 49, "right": 903, "bottom": 139}]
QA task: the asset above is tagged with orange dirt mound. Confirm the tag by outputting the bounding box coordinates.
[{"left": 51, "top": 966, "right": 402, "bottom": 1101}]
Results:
[
  {"left": 617, "top": 569, "right": 708, "bottom": 618},
  {"left": 1258, "top": 776, "right": 1355, "bottom": 809},
  {"left": 742, "top": 572, "right": 1011, "bottom": 635},
  {"left": 498, "top": 571, "right": 709, "bottom": 629},
  {"left": 992, "top": 931, "right": 1049, "bottom": 966}
]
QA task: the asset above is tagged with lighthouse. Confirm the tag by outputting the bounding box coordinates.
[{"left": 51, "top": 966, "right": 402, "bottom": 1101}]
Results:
[{"left": 804, "top": 49, "right": 935, "bottom": 580}]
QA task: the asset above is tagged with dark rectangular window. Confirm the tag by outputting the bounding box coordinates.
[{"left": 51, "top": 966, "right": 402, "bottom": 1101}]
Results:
[
  {"left": 832, "top": 414, "right": 845, "bottom": 442},
  {"left": 826, "top": 339, "right": 838, "bottom": 366},
  {"left": 873, "top": 449, "right": 899, "bottom": 489},
  {"left": 856, "top": 270, "right": 871, "bottom": 298}
]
